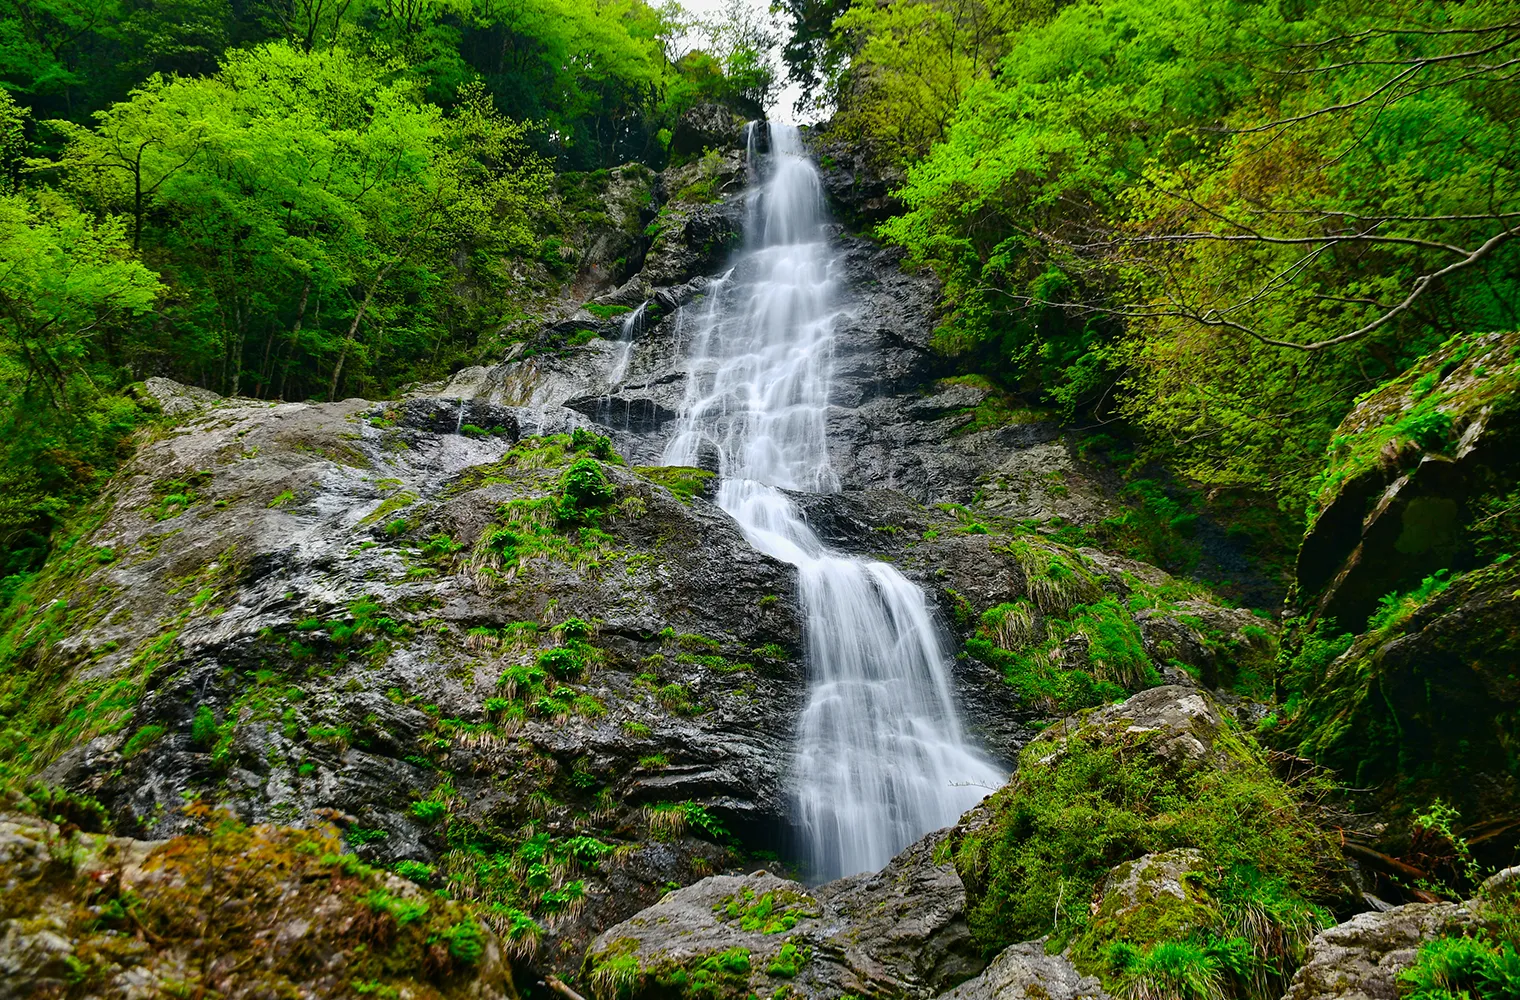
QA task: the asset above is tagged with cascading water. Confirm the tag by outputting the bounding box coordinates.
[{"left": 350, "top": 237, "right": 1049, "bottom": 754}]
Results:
[{"left": 662, "top": 123, "right": 1005, "bottom": 881}]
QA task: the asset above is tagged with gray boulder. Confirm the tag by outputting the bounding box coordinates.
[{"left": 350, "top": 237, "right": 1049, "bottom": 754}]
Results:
[
  {"left": 1281, "top": 903, "right": 1481, "bottom": 1000},
  {"left": 583, "top": 828, "right": 985, "bottom": 999},
  {"left": 936, "top": 942, "right": 1110, "bottom": 1000}
]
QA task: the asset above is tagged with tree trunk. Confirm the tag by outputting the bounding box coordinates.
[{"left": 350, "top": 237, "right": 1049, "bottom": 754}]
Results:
[{"left": 275, "top": 277, "right": 312, "bottom": 401}]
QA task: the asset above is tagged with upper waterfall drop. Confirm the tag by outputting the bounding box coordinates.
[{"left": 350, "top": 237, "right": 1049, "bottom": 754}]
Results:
[{"left": 662, "top": 123, "right": 1005, "bottom": 880}]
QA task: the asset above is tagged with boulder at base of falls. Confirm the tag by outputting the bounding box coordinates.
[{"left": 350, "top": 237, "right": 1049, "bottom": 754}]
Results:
[
  {"left": 581, "top": 828, "right": 985, "bottom": 1000},
  {"left": 952, "top": 686, "right": 1357, "bottom": 988},
  {"left": 0, "top": 809, "right": 517, "bottom": 999}
]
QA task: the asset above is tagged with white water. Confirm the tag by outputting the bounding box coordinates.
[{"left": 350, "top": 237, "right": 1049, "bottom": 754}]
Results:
[
  {"left": 662, "top": 123, "right": 1004, "bottom": 880},
  {"left": 608, "top": 301, "right": 646, "bottom": 389}
]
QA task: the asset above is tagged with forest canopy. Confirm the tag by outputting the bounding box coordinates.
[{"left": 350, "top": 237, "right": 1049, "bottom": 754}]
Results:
[{"left": 808, "top": 0, "right": 1518, "bottom": 509}]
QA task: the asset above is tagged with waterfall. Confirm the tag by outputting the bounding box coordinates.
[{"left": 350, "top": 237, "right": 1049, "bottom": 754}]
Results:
[
  {"left": 608, "top": 300, "right": 646, "bottom": 390},
  {"left": 662, "top": 124, "right": 1004, "bottom": 880}
]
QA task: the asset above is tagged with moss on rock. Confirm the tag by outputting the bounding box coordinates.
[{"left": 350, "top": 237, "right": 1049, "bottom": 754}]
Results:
[{"left": 953, "top": 687, "right": 1351, "bottom": 981}]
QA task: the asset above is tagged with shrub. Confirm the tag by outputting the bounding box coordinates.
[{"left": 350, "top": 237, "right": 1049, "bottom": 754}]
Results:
[
  {"left": 393, "top": 860, "right": 435, "bottom": 883},
  {"left": 558, "top": 457, "right": 616, "bottom": 522},
  {"left": 435, "top": 920, "right": 486, "bottom": 964},
  {"left": 410, "top": 799, "right": 448, "bottom": 823},
  {"left": 190, "top": 705, "right": 218, "bottom": 746},
  {"left": 122, "top": 723, "right": 166, "bottom": 758}
]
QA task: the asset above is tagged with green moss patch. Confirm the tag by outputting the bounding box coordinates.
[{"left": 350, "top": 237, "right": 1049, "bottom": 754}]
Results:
[
  {"left": 954, "top": 696, "right": 1348, "bottom": 993},
  {"left": 632, "top": 465, "right": 716, "bottom": 503}
]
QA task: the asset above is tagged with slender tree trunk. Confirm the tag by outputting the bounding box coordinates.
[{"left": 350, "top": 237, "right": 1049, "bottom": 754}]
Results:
[
  {"left": 257, "top": 323, "right": 275, "bottom": 399},
  {"left": 275, "top": 277, "right": 312, "bottom": 401},
  {"left": 328, "top": 282, "right": 381, "bottom": 401}
]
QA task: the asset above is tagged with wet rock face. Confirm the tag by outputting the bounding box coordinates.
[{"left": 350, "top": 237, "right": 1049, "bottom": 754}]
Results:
[
  {"left": 1297, "top": 330, "right": 1520, "bottom": 632},
  {"left": 805, "top": 128, "right": 907, "bottom": 230},
  {"left": 434, "top": 228, "right": 1115, "bottom": 516},
  {"left": 10, "top": 389, "right": 814, "bottom": 977},
  {"left": 582, "top": 827, "right": 985, "bottom": 1000}
]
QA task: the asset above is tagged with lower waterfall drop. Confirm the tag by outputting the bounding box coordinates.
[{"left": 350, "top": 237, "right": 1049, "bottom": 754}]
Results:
[{"left": 662, "top": 123, "right": 1005, "bottom": 881}]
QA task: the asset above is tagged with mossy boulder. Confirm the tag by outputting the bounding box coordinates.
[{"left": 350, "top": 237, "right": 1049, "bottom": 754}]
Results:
[
  {"left": 1275, "top": 558, "right": 1520, "bottom": 842},
  {"left": 0, "top": 806, "right": 515, "bottom": 998},
  {"left": 583, "top": 828, "right": 988, "bottom": 999},
  {"left": 935, "top": 941, "right": 1112, "bottom": 1000},
  {"left": 1068, "top": 849, "right": 1221, "bottom": 973},
  {"left": 952, "top": 687, "right": 1353, "bottom": 970},
  {"left": 582, "top": 872, "right": 817, "bottom": 1000},
  {"left": 1298, "top": 330, "right": 1520, "bottom": 632}
]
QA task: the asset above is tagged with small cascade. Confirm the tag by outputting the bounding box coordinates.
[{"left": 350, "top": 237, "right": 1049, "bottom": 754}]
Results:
[
  {"left": 608, "top": 300, "right": 647, "bottom": 390},
  {"left": 454, "top": 397, "right": 466, "bottom": 434},
  {"left": 662, "top": 124, "right": 1004, "bottom": 880}
]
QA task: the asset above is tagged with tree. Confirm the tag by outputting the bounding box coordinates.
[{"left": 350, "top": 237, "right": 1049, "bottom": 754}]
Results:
[
  {"left": 42, "top": 42, "right": 550, "bottom": 399},
  {"left": 0, "top": 192, "right": 162, "bottom": 571},
  {"left": 878, "top": 0, "right": 1519, "bottom": 500},
  {"left": 772, "top": 0, "right": 850, "bottom": 113}
]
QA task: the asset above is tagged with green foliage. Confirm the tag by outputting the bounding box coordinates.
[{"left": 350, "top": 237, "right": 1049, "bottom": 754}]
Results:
[
  {"left": 767, "top": 941, "right": 810, "bottom": 978},
  {"left": 1400, "top": 934, "right": 1520, "bottom": 1000},
  {"left": 190, "top": 705, "right": 218, "bottom": 747},
  {"left": 364, "top": 888, "right": 429, "bottom": 926},
  {"left": 862, "top": 0, "right": 1519, "bottom": 511},
  {"left": 1366, "top": 572, "right": 1451, "bottom": 636},
  {"left": 719, "top": 887, "right": 820, "bottom": 934},
  {"left": 410, "top": 799, "right": 449, "bottom": 823},
  {"left": 0, "top": 193, "right": 161, "bottom": 576},
  {"left": 558, "top": 457, "right": 617, "bottom": 522},
  {"left": 967, "top": 548, "right": 1163, "bottom": 714},
  {"left": 1108, "top": 937, "right": 1254, "bottom": 1000},
  {"left": 121, "top": 723, "right": 165, "bottom": 758},
  {"left": 433, "top": 920, "right": 486, "bottom": 965}
]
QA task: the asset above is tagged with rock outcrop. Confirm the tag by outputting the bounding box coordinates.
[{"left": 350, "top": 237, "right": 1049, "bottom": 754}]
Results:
[
  {"left": 1281, "top": 902, "right": 1481, "bottom": 1000},
  {"left": 1276, "top": 557, "right": 1520, "bottom": 840},
  {"left": 1279, "top": 331, "right": 1520, "bottom": 840},
  {"left": 935, "top": 942, "right": 1110, "bottom": 1000},
  {"left": 1, "top": 390, "right": 822, "bottom": 976},
  {"left": 1298, "top": 330, "right": 1520, "bottom": 631},
  {"left": 582, "top": 827, "right": 984, "bottom": 999}
]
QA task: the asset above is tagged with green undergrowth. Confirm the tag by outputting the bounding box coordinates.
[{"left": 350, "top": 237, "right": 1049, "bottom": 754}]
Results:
[
  {"left": 955, "top": 707, "right": 1348, "bottom": 996},
  {"left": 962, "top": 531, "right": 1274, "bottom": 713},
  {"left": 1398, "top": 876, "right": 1520, "bottom": 1000},
  {"left": 465, "top": 430, "right": 627, "bottom": 585}
]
